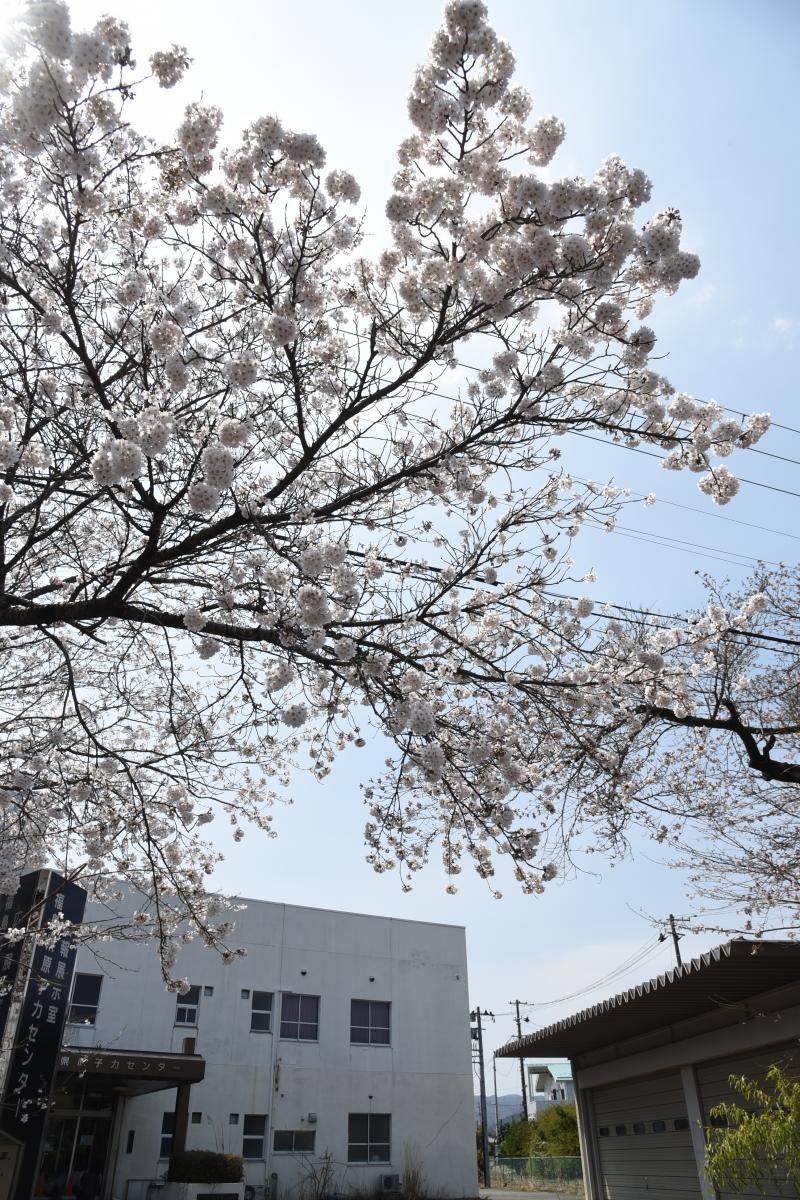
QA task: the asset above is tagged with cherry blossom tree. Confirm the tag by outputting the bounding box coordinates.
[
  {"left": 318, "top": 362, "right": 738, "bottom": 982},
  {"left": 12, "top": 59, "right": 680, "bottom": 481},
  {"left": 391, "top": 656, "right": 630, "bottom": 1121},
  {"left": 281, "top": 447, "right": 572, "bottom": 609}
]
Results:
[{"left": 0, "top": 0, "right": 782, "bottom": 973}]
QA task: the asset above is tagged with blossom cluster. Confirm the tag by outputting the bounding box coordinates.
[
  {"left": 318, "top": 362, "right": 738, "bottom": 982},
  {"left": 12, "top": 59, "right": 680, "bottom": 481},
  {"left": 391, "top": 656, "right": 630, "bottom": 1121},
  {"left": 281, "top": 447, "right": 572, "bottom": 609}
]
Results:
[{"left": 0, "top": 0, "right": 780, "bottom": 981}]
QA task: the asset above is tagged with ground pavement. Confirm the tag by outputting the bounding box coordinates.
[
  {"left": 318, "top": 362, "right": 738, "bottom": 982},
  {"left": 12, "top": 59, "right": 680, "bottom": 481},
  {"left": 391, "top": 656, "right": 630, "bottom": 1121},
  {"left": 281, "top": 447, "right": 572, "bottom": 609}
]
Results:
[{"left": 480, "top": 1189, "right": 569, "bottom": 1200}]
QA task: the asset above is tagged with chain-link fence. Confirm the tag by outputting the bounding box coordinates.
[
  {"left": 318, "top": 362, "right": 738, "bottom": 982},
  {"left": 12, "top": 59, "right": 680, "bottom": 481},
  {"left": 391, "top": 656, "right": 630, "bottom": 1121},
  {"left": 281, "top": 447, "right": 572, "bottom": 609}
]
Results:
[{"left": 492, "top": 1156, "right": 583, "bottom": 1191}]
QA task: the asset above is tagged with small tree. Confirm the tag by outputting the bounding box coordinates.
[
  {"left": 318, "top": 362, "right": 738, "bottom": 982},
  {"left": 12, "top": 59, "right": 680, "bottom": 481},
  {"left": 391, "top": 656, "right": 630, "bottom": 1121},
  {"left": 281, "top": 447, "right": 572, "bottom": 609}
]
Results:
[
  {"left": 704, "top": 1064, "right": 800, "bottom": 1196},
  {"left": 498, "top": 1117, "right": 536, "bottom": 1158},
  {"left": 531, "top": 1104, "right": 580, "bottom": 1156}
]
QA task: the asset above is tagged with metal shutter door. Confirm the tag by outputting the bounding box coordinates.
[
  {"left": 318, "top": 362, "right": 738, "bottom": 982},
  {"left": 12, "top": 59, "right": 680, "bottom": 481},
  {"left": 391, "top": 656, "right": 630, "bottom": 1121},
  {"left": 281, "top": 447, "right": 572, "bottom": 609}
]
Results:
[
  {"left": 698, "top": 1044, "right": 800, "bottom": 1200},
  {"left": 592, "top": 1070, "right": 701, "bottom": 1199}
]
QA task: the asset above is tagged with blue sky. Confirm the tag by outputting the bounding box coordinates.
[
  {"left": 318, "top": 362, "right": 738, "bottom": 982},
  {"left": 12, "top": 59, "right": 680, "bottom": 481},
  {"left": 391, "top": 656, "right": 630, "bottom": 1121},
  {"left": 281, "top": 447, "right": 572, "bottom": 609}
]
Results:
[{"left": 60, "top": 0, "right": 800, "bottom": 1090}]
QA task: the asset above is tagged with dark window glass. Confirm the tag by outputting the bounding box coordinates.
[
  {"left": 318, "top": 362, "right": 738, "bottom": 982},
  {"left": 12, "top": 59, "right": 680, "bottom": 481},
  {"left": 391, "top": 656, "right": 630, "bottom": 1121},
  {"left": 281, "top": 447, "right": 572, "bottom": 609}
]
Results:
[
  {"left": 204, "top": 986, "right": 214, "bottom": 996},
  {"left": 351, "top": 1000, "right": 370, "bottom": 1027},
  {"left": 68, "top": 974, "right": 102, "bottom": 1025},
  {"left": 241, "top": 989, "right": 251, "bottom": 999},
  {"left": 191, "top": 1112, "right": 201, "bottom": 1124},
  {"left": 243, "top": 1114, "right": 267, "bottom": 1159},
  {"left": 160, "top": 1112, "right": 175, "bottom": 1159},
  {"left": 348, "top": 1113, "right": 391, "bottom": 1163},
  {"left": 251, "top": 991, "right": 273, "bottom": 1032},
  {"left": 350, "top": 999, "right": 391, "bottom": 1045},
  {"left": 280, "top": 993, "right": 319, "bottom": 1040},
  {"left": 674, "top": 1118, "right": 689, "bottom": 1131},
  {"left": 633, "top": 1122, "right": 645, "bottom": 1135},
  {"left": 615, "top": 1125, "right": 627, "bottom": 1136},
  {"left": 598, "top": 1127, "right": 610, "bottom": 1137},
  {"left": 175, "top": 985, "right": 200, "bottom": 1026},
  {"left": 230, "top": 1113, "right": 239, "bottom": 1125},
  {"left": 652, "top": 1120, "right": 666, "bottom": 1133},
  {"left": 125, "top": 1130, "right": 135, "bottom": 1154},
  {"left": 273, "top": 1130, "right": 316, "bottom": 1153}
]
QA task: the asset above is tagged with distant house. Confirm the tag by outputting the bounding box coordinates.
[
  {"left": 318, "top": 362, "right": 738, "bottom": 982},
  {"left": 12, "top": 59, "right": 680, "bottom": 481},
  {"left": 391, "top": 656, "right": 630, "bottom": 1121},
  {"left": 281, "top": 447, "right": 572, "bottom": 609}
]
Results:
[
  {"left": 497, "top": 939, "right": 800, "bottom": 1200},
  {"left": 526, "top": 1061, "right": 576, "bottom": 1115}
]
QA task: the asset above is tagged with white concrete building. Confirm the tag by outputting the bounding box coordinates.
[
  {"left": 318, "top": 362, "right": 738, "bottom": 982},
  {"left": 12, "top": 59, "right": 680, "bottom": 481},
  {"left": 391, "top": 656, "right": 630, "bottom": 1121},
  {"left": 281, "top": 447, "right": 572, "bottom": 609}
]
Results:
[
  {"left": 42, "top": 894, "right": 477, "bottom": 1200},
  {"left": 525, "top": 1062, "right": 575, "bottom": 1117}
]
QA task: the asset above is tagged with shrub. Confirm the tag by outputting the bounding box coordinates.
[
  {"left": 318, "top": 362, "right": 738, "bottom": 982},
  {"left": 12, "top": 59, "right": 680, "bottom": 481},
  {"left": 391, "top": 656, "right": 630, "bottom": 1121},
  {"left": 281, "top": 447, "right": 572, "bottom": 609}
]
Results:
[{"left": 167, "top": 1150, "right": 243, "bottom": 1183}]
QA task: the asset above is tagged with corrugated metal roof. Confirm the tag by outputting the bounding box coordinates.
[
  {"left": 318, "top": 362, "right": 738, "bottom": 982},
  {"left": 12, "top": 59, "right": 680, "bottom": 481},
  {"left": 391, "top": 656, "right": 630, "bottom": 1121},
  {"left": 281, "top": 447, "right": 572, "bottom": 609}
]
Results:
[{"left": 496, "top": 939, "right": 800, "bottom": 1059}]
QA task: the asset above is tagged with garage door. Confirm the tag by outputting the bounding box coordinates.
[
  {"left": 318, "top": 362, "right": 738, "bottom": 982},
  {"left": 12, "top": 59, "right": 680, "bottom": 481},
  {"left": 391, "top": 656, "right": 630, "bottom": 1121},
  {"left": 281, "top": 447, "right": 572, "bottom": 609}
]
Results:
[
  {"left": 591, "top": 1070, "right": 701, "bottom": 1199},
  {"left": 698, "top": 1044, "right": 800, "bottom": 1200}
]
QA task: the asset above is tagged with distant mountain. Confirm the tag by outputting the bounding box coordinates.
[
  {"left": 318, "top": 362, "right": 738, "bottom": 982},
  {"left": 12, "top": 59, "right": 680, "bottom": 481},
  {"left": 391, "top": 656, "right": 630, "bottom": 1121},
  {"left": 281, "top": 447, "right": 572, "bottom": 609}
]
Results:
[{"left": 474, "top": 1092, "right": 523, "bottom": 1134}]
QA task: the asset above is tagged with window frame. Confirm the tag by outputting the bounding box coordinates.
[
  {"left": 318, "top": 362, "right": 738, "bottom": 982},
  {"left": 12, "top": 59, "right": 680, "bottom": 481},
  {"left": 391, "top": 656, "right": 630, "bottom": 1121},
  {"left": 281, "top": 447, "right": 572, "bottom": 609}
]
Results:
[
  {"left": 347, "top": 1113, "right": 391, "bottom": 1164},
  {"left": 350, "top": 999, "right": 391, "bottom": 1046},
  {"left": 279, "top": 993, "right": 320, "bottom": 1041},
  {"left": 174, "top": 984, "right": 201, "bottom": 1027},
  {"left": 273, "top": 1130, "right": 316, "bottom": 1154},
  {"left": 242, "top": 1114, "right": 268, "bottom": 1160},
  {"left": 160, "top": 1111, "right": 175, "bottom": 1160},
  {"left": 67, "top": 973, "right": 103, "bottom": 1026},
  {"left": 251, "top": 990, "right": 273, "bottom": 1033}
]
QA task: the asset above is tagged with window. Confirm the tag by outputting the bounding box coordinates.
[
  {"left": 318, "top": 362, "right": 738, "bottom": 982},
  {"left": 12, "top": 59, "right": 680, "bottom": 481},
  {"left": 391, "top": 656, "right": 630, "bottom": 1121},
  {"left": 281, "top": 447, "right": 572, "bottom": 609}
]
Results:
[
  {"left": 191, "top": 1112, "right": 202, "bottom": 1124},
  {"left": 251, "top": 991, "right": 273, "bottom": 1032},
  {"left": 230, "top": 1114, "right": 239, "bottom": 1125},
  {"left": 175, "top": 985, "right": 200, "bottom": 1026},
  {"left": 350, "top": 1000, "right": 390, "bottom": 1045},
  {"left": 125, "top": 1130, "right": 135, "bottom": 1154},
  {"left": 652, "top": 1120, "right": 666, "bottom": 1133},
  {"left": 273, "top": 1130, "right": 316, "bottom": 1154},
  {"left": 160, "top": 1112, "right": 175, "bottom": 1159},
  {"left": 67, "top": 974, "right": 102, "bottom": 1025},
  {"left": 615, "top": 1125, "right": 627, "bottom": 1136},
  {"left": 598, "top": 1127, "right": 610, "bottom": 1137},
  {"left": 204, "top": 985, "right": 214, "bottom": 997},
  {"left": 241, "top": 989, "right": 251, "bottom": 1000},
  {"left": 348, "top": 1113, "right": 391, "bottom": 1163},
  {"left": 280, "top": 993, "right": 319, "bottom": 1040},
  {"left": 674, "top": 1118, "right": 689, "bottom": 1131},
  {"left": 633, "top": 1122, "right": 645, "bottom": 1135},
  {"left": 243, "top": 1114, "right": 267, "bottom": 1159}
]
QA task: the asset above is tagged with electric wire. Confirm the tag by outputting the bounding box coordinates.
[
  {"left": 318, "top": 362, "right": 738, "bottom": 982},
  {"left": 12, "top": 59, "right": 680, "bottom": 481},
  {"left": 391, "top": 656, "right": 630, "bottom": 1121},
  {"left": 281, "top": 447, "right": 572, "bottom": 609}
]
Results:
[
  {"left": 568, "top": 431, "right": 800, "bottom": 501},
  {"left": 337, "top": 325, "right": 800, "bottom": 457},
  {"left": 582, "top": 517, "right": 782, "bottom": 571}
]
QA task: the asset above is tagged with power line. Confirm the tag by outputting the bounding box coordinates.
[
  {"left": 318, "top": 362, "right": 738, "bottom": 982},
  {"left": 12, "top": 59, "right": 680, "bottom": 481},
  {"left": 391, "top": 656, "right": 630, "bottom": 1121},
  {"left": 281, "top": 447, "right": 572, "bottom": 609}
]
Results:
[
  {"left": 338, "top": 324, "right": 800, "bottom": 455},
  {"left": 583, "top": 482, "right": 800, "bottom": 546},
  {"left": 583, "top": 517, "right": 782, "bottom": 570},
  {"left": 457, "top": 338, "right": 800, "bottom": 440},
  {"left": 569, "top": 432, "right": 800, "bottom": 501},
  {"left": 513, "top": 938, "right": 669, "bottom": 1011}
]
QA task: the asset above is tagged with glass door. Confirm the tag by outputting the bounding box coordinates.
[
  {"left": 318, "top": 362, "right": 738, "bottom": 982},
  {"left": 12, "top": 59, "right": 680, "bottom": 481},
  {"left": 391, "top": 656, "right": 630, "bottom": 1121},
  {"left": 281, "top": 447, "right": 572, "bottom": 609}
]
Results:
[{"left": 36, "top": 1099, "right": 112, "bottom": 1200}]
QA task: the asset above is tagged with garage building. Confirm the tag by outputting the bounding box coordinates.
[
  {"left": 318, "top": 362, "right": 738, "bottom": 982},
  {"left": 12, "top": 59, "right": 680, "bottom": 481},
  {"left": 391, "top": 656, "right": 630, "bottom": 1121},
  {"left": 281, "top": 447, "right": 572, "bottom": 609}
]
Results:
[{"left": 497, "top": 939, "right": 800, "bottom": 1200}]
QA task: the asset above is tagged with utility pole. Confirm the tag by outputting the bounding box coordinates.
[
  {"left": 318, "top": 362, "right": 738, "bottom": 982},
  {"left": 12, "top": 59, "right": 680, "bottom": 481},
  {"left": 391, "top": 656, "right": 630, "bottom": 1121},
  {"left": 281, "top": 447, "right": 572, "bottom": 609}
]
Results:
[
  {"left": 492, "top": 1053, "right": 501, "bottom": 1160},
  {"left": 512, "top": 999, "right": 530, "bottom": 1121},
  {"left": 659, "top": 914, "right": 684, "bottom": 967},
  {"left": 471, "top": 1007, "right": 492, "bottom": 1187}
]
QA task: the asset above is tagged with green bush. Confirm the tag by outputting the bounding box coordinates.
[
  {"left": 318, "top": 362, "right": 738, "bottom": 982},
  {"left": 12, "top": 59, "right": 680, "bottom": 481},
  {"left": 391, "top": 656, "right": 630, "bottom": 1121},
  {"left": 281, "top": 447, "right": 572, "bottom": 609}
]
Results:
[
  {"left": 167, "top": 1150, "right": 244, "bottom": 1183},
  {"left": 498, "top": 1105, "right": 580, "bottom": 1158}
]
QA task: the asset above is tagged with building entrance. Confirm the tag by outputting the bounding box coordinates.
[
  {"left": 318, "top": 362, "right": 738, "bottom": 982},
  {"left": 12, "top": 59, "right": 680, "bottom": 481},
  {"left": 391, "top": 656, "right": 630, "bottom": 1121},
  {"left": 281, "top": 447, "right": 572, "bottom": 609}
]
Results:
[{"left": 36, "top": 1077, "right": 113, "bottom": 1200}]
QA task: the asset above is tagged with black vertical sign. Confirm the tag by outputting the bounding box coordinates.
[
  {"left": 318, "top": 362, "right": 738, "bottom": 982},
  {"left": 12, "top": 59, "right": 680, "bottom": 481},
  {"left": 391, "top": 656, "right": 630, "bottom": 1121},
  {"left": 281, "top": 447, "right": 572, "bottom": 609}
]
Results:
[
  {"left": 0, "top": 872, "right": 39, "bottom": 1047},
  {"left": 0, "top": 871, "right": 86, "bottom": 1200}
]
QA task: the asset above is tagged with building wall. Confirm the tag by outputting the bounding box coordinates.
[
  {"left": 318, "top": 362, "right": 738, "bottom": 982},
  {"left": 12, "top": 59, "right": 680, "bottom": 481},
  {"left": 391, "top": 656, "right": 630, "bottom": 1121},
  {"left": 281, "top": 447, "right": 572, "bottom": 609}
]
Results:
[{"left": 65, "top": 896, "right": 477, "bottom": 1199}]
